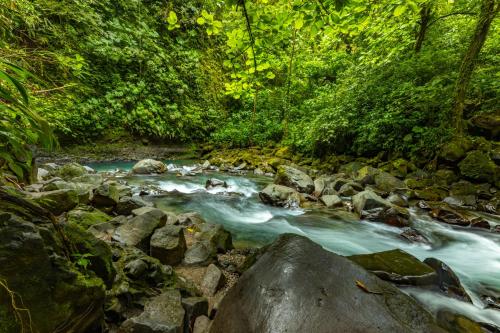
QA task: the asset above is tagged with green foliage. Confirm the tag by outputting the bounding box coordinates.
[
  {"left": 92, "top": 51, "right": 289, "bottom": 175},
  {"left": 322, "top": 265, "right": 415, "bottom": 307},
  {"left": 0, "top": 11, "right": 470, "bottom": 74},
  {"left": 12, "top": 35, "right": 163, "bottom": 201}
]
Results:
[
  {"left": 0, "top": 61, "right": 56, "bottom": 181},
  {"left": 3, "top": 0, "right": 224, "bottom": 143},
  {"left": 1, "top": 0, "right": 498, "bottom": 162},
  {"left": 72, "top": 253, "right": 94, "bottom": 271}
]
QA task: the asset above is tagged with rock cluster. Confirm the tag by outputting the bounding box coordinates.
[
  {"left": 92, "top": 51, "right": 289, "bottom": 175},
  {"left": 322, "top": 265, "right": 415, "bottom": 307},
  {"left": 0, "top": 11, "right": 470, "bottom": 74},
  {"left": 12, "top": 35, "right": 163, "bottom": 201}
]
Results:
[{"left": 0, "top": 162, "right": 253, "bottom": 333}]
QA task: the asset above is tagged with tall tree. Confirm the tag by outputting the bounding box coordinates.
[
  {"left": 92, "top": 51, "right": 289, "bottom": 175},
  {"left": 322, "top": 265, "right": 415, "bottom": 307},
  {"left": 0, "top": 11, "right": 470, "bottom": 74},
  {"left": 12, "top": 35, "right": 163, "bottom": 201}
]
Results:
[{"left": 452, "top": 0, "right": 499, "bottom": 135}]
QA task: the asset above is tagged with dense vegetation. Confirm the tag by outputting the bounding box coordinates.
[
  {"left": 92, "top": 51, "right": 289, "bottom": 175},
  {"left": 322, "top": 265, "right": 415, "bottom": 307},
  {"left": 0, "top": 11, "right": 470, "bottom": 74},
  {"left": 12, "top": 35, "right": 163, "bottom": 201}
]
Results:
[{"left": 0, "top": 0, "right": 498, "bottom": 180}]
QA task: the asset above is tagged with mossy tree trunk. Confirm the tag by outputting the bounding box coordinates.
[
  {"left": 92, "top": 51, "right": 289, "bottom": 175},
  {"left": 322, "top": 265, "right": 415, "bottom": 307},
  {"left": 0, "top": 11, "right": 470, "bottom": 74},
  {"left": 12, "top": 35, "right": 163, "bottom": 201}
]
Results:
[{"left": 452, "top": 0, "right": 498, "bottom": 135}]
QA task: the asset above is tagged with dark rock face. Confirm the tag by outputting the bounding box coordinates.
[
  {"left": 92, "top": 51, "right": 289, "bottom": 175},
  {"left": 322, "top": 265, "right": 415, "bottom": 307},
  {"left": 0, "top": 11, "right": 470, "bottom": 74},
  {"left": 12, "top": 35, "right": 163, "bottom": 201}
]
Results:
[
  {"left": 424, "top": 258, "right": 472, "bottom": 303},
  {"left": 205, "top": 178, "right": 228, "bottom": 189},
  {"left": 0, "top": 188, "right": 106, "bottom": 333},
  {"left": 210, "top": 234, "right": 445, "bottom": 333}
]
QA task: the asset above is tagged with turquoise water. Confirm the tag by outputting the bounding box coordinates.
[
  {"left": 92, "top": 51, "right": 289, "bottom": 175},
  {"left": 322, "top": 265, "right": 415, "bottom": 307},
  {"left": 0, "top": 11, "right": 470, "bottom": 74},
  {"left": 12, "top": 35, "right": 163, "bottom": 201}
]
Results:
[{"left": 92, "top": 161, "right": 500, "bottom": 325}]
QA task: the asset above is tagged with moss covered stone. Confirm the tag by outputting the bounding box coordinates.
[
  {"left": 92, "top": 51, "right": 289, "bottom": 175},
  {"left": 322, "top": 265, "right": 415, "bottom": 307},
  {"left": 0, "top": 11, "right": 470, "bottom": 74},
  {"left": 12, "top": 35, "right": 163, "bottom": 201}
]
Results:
[
  {"left": 459, "top": 150, "right": 497, "bottom": 183},
  {"left": 439, "top": 138, "right": 472, "bottom": 162},
  {"left": 348, "top": 249, "right": 436, "bottom": 285},
  {"left": 67, "top": 205, "right": 112, "bottom": 229},
  {"left": 54, "top": 162, "right": 88, "bottom": 180}
]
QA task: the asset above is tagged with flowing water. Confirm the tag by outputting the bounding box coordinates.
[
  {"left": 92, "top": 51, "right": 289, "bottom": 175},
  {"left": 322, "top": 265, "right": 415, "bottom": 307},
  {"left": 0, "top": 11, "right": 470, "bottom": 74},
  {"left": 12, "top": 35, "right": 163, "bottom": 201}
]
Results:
[{"left": 91, "top": 161, "right": 500, "bottom": 326}]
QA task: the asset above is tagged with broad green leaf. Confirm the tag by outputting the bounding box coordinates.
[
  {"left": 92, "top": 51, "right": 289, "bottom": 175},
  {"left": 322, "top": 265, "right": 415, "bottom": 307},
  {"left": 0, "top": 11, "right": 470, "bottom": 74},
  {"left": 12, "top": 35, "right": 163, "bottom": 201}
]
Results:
[{"left": 393, "top": 5, "right": 406, "bottom": 16}]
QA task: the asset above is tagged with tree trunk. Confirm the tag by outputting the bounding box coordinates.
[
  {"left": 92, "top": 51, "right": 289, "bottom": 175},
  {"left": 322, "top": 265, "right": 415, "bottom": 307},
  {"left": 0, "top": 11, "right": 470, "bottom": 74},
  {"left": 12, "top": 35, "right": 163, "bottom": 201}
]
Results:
[
  {"left": 415, "top": 4, "right": 432, "bottom": 52},
  {"left": 452, "top": 0, "right": 498, "bottom": 135}
]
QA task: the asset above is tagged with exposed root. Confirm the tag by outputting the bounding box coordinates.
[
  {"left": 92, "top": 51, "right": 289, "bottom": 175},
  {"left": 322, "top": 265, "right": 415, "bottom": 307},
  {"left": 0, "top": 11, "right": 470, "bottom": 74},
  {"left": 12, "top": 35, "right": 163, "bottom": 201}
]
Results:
[{"left": 0, "top": 278, "right": 33, "bottom": 333}]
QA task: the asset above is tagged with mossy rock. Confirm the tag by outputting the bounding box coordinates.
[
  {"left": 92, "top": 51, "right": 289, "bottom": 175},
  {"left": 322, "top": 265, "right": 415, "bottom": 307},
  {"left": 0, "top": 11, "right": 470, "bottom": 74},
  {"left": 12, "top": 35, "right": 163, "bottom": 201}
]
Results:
[
  {"left": 434, "top": 169, "right": 459, "bottom": 186},
  {"left": 54, "top": 162, "right": 88, "bottom": 180},
  {"left": 68, "top": 206, "right": 112, "bottom": 229},
  {"left": 0, "top": 191, "right": 106, "bottom": 333},
  {"left": 348, "top": 249, "right": 436, "bottom": 285},
  {"left": 63, "top": 223, "right": 116, "bottom": 288},
  {"left": 404, "top": 178, "right": 433, "bottom": 190},
  {"left": 439, "top": 138, "right": 472, "bottom": 163},
  {"left": 28, "top": 189, "right": 80, "bottom": 215},
  {"left": 459, "top": 150, "right": 498, "bottom": 183},
  {"left": 414, "top": 187, "right": 449, "bottom": 201}
]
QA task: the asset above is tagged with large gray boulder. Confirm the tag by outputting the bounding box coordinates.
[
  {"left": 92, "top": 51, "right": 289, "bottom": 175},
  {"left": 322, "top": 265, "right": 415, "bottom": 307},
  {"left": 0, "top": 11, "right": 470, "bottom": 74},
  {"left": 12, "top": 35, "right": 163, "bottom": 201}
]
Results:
[
  {"left": 259, "top": 184, "right": 301, "bottom": 208},
  {"left": 132, "top": 159, "right": 167, "bottom": 174},
  {"left": 113, "top": 208, "right": 167, "bottom": 251},
  {"left": 275, "top": 165, "right": 314, "bottom": 194},
  {"left": 150, "top": 225, "right": 187, "bottom": 266},
  {"left": 352, "top": 190, "right": 410, "bottom": 227},
  {"left": 120, "top": 289, "right": 185, "bottom": 333},
  {"left": 210, "top": 234, "right": 445, "bottom": 333}
]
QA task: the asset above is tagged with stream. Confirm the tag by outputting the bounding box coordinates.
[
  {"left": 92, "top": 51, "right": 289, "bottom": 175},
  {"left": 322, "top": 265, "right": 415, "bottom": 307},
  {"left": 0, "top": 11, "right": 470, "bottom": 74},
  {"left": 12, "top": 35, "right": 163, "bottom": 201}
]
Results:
[{"left": 92, "top": 160, "right": 500, "bottom": 326}]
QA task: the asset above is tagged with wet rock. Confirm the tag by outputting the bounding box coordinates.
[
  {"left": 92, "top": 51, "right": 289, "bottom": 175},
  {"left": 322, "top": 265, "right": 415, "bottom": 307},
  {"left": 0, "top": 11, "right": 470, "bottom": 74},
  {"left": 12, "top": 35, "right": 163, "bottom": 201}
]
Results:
[
  {"left": 481, "top": 295, "right": 500, "bottom": 310},
  {"left": 424, "top": 258, "right": 472, "bottom": 303},
  {"left": 459, "top": 150, "right": 498, "bottom": 183},
  {"left": 436, "top": 310, "right": 483, "bottom": 333},
  {"left": 132, "top": 159, "right": 167, "bottom": 174},
  {"left": 193, "top": 315, "right": 211, "bottom": 333},
  {"left": 205, "top": 178, "right": 228, "bottom": 189},
  {"left": 275, "top": 165, "right": 314, "bottom": 194},
  {"left": 116, "top": 196, "right": 152, "bottom": 216},
  {"left": 348, "top": 249, "right": 436, "bottom": 286},
  {"left": 183, "top": 242, "right": 212, "bottom": 266},
  {"left": 150, "top": 225, "right": 187, "bottom": 266},
  {"left": 182, "top": 297, "right": 209, "bottom": 333},
  {"left": 399, "top": 227, "right": 430, "bottom": 244},
  {"left": 28, "top": 189, "right": 79, "bottom": 215},
  {"left": 320, "top": 194, "right": 343, "bottom": 208},
  {"left": 113, "top": 208, "right": 167, "bottom": 252},
  {"left": 201, "top": 264, "right": 225, "bottom": 297},
  {"left": 210, "top": 234, "right": 445, "bottom": 333},
  {"left": 259, "top": 184, "right": 301, "bottom": 208},
  {"left": 120, "top": 289, "right": 185, "bottom": 333},
  {"left": 352, "top": 190, "right": 410, "bottom": 227},
  {"left": 426, "top": 202, "right": 488, "bottom": 227}
]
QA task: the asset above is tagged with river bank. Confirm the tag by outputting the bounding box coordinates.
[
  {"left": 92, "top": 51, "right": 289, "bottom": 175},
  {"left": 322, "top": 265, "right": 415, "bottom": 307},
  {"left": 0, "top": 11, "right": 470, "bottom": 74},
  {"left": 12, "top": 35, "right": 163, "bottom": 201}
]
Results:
[{"left": 1, "top": 143, "right": 499, "bottom": 332}]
